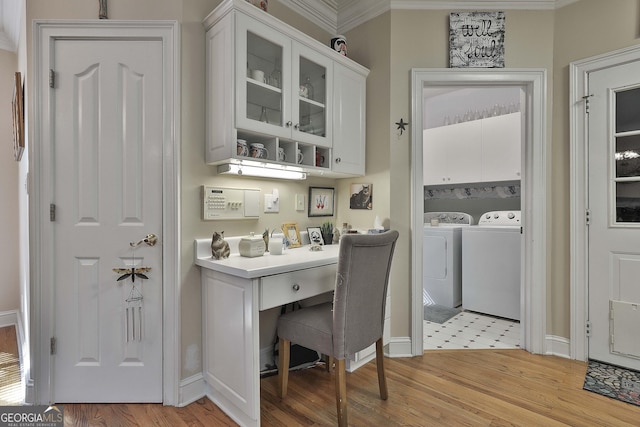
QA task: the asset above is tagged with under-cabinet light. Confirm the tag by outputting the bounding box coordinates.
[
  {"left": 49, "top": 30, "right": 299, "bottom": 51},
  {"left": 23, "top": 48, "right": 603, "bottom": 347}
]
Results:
[{"left": 217, "top": 163, "right": 307, "bottom": 180}]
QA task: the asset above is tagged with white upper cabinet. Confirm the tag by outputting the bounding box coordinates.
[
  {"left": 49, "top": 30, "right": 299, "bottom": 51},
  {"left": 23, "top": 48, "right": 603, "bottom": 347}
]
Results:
[
  {"left": 235, "top": 14, "right": 332, "bottom": 147},
  {"left": 481, "top": 112, "right": 522, "bottom": 182},
  {"left": 423, "top": 112, "right": 521, "bottom": 186},
  {"left": 203, "top": 0, "right": 369, "bottom": 177},
  {"left": 423, "top": 120, "right": 482, "bottom": 185},
  {"left": 332, "top": 63, "right": 366, "bottom": 176}
]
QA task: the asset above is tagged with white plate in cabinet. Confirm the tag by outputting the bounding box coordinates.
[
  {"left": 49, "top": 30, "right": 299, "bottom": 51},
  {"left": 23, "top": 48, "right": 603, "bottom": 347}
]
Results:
[{"left": 260, "top": 265, "right": 335, "bottom": 310}]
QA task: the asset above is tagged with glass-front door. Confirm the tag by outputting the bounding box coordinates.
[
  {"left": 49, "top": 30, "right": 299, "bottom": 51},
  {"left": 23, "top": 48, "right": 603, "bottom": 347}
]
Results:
[
  {"left": 236, "top": 14, "right": 291, "bottom": 139},
  {"left": 614, "top": 87, "right": 640, "bottom": 222},
  {"left": 292, "top": 44, "right": 332, "bottom": 147}
]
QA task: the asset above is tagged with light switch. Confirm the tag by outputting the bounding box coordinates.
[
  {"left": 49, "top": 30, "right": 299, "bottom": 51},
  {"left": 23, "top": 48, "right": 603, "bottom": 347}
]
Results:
[
  {"left": 264, "top": 194, "right": 279, "bottom": 213},
  {"left": 295, "top": 194, "right": 305, "bottom": 211}
]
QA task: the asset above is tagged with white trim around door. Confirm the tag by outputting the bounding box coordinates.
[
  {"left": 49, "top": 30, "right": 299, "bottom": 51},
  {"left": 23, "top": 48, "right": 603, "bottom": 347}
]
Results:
[
  {"left": 410, "top": 69, "right": 547, "bottom": 356},
  {"left": 31, "top": 20, "right": 181, "bottom": 405}
]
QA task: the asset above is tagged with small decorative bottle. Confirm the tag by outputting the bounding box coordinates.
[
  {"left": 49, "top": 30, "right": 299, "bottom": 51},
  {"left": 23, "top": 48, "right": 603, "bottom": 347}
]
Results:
[
  {"left": 303, "top": 77, "right": 314, "bottom": 100},
  {"left": 259, "top": 106, "right": 268, "bottom": 123},
  {"left": 270, "top": 66, "right": 281, "bottom": 88}
]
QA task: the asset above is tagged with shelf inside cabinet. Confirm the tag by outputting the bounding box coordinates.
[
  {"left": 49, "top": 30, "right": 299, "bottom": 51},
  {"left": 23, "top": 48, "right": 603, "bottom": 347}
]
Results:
[
  {"left": 247, "top": 79, "right": 282, "bottom": 111},
  {"left": 235, "top": 133, "right": 278, "bottom": 162},
  {"left": 278, "top": 140, "right": 297, "bottom": 165},
  {"left": 297, "top": 144, "right": 315, "bottom": 167},
  {"left": 298, "top": 100, "right": 326, "bottom": 137},
  {"left": 299, "top": 96, "right": 324, "bottom": 109}
]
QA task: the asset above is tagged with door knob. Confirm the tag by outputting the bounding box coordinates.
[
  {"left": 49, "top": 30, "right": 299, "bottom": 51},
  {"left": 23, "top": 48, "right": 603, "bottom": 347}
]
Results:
[{"left": 130, "top": 234, "right": 158, "bottom": 247}]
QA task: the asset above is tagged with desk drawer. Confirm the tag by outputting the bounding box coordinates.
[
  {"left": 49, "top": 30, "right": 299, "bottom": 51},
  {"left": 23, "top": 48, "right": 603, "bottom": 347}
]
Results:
[{"left": 260, "top": 264, "right": 335, "bottom": 310}]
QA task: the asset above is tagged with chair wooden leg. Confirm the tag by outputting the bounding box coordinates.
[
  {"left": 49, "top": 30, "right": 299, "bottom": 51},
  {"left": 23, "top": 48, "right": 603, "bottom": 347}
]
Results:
[
  {"left": 326, "top": 355, "right": 334, "bottom": 372},
  {"left": 335, "top": 358, "right": 347, "bottom": 427},
  {"left": 376, "top": 338, "right": 388, "bottom": 400},
  {"left": 278, "top": 338, "right": 290, "bottom": 398}
]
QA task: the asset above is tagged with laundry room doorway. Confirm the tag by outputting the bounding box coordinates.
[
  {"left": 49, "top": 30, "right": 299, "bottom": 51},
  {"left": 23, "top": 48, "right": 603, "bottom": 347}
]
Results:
[
  {"left": 422, "top": 86, "right": 523, "bottom": 350},
  {"left": 410, "top": 69, "right": 547, "bottom": 357}
]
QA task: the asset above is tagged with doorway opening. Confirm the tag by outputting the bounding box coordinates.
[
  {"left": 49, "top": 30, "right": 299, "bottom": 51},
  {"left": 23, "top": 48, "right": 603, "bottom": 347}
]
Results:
[
  {"left": 410, "top": 69, "right": 547, "bottom": 357},
  {"left": 422, "top": 86, "right": 523, "bottom": 350}
]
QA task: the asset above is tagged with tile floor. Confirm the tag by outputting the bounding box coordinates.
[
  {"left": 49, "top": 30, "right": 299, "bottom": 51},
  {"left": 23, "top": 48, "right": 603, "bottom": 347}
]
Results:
[{"left": 423, "top": 310, "right": 520, "bottom": 350}]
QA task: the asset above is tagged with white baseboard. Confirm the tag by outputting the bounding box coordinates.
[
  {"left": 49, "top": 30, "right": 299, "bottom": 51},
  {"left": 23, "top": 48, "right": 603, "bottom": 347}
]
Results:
[
  {"left": 0, "top": 310, "right": 19, "bottom": 328},
  {"left": 545, "top": 335, "right": 571, "bottom": 359},
  {"left": 386, "top": 336, "right": 413, "bottom": 358},
  {"left": 178, "top": 373, "right": 205, "bottom": 407}
]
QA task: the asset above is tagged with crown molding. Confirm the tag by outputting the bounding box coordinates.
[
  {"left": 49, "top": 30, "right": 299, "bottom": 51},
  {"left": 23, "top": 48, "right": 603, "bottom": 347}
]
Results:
[
  {"left": 278, "top": 0, "right": 338, "bottom": 34},
  {"left": 280, "top": 0, "right": 580, "bottom": 35},
  {"left": 0, "top": 0, "right": 22, "bottom": 52},
  {"left": 390, "top": 0, "right": 577, "bottom": 10},
  {"left": 338, "top": 0, "right": 389, "bottom": 34}
]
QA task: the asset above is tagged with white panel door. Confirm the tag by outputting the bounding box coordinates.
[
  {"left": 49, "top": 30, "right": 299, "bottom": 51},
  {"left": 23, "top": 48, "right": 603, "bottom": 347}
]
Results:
[
  {"left": 588, "top": 60, "right": 640, "bottom": 370},
  {"left": 52, "top": 39, "right": 163, "bottom": 402}
]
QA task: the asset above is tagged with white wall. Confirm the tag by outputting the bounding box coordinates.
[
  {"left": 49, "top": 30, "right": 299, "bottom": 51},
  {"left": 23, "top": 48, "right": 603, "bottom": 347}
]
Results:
[{"left": 0, "top": 47, "right": 20, "bottom": 314}]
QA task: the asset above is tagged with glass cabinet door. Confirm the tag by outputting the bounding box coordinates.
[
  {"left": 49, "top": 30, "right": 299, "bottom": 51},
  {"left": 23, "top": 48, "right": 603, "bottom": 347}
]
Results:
[
  {"left": 614, "top": 86, "right": 640, "bottom": 223},
  {"left": 292, "top": 43, "right": 332, "bottom": 147},
  {"left": 235, "top": 14, "right": 291, "bottom": 139}
]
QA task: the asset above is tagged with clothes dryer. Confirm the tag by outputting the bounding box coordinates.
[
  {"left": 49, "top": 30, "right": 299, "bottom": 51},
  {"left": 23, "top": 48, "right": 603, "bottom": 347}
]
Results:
[
  {"left": 423, "top": 212, "right": 473, "bottom": 308},
  {"left": 462, "top": 211, "right": 521, "bottom": 321}
]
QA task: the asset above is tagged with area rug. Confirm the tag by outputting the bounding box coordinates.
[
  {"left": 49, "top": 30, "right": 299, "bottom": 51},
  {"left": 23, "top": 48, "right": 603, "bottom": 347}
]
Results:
[
  {"left": 423, "top": 304, "right": 461, "bottom": 324},
  {"left": 583, "top": 360, "right": 640, "bottom": 407}
]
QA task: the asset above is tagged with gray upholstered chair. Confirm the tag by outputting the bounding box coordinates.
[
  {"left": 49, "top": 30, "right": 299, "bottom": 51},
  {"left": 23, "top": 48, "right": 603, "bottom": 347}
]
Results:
[{"left": 276, "top": 230, "right": 399, "bottom": 426}]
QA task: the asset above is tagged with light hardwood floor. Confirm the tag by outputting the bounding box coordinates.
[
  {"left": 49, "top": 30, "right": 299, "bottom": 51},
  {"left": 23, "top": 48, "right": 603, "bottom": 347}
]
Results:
[{"left": 60, "top": 349, "right": 640, "bottom": 426}]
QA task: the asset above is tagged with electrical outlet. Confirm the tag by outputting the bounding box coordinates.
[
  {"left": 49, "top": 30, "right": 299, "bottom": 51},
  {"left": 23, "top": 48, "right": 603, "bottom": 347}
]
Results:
[{"left": 295, "top": 194, "right": 305, "bottom": 211}]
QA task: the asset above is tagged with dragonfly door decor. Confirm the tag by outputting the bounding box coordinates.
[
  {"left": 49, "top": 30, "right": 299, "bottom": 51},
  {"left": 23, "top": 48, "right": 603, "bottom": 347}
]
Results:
[
  {"left": 113, "top": 234, "right": 157, "bottom": 342},
  {"left": 113, "top": 266, "right": 151, "bottom": 283}
]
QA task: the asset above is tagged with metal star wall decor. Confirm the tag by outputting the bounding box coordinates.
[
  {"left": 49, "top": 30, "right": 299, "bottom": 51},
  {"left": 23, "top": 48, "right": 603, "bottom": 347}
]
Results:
[{"left": 395, "top": 118, "right": 408, "bottom": 135}]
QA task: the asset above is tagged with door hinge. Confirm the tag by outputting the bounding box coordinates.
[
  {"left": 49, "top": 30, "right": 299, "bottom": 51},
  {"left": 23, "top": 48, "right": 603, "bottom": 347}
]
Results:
[
  {"left": 586, "top": 321, "right": 591, "bottom": 337},
  {"left": 50, "top": 203, "right": 56, "bottom": 222},
  {"left": 50, "top": 337, "right": 57, "bottom": 355},
  {"left": 583, "top": 93, "right": 593, "bottom": 114},
  {"left": 49, "top": 69, "right": 55, "bottom": 88},
  {"left": 585, "top": 209, "right": 590, "bottom": 225}
]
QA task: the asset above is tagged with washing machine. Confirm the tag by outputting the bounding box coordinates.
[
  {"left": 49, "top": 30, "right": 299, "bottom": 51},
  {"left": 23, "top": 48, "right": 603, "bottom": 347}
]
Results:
[
  {"left": 462, "top": 211, "right": 522, "bottom": 321},
  {"left": 423, "top": 212, "right": 473, "bottom": 308}
]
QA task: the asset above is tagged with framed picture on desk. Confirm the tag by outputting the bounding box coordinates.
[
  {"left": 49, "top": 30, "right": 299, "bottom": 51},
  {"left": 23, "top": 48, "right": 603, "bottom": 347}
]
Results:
[{"left": 282, "top": 222, "right": 302, "bottom": 248}]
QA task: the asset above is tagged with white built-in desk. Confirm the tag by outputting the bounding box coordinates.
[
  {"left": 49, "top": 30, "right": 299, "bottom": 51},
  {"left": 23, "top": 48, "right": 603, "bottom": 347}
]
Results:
[{"left": 194, "top": 239, "right": 340, "bottom": 427}]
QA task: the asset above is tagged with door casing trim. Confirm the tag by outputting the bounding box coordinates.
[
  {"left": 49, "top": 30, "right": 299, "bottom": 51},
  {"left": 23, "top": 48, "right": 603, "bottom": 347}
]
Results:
[
  {"left": 569, "top": 43, "right": 640, "bottom": 362},
  {"left": 410, "top": 68, "right": 547, "bottom": 356},
  {"left": 31, "top": 20, "right": 181, "bottom": 405}
]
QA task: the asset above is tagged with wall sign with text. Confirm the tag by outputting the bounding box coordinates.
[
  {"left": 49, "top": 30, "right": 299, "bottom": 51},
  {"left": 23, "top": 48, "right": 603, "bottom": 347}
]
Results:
[{"left": 449, "top": 12, "right": 505, "bottom": 68}]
